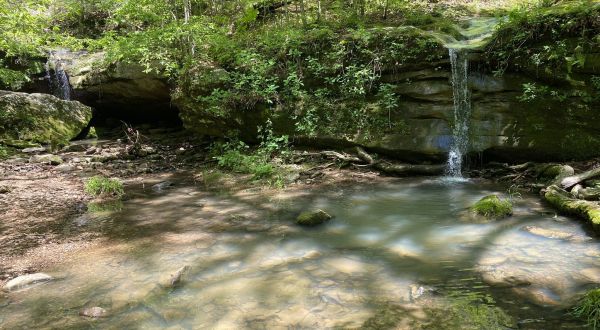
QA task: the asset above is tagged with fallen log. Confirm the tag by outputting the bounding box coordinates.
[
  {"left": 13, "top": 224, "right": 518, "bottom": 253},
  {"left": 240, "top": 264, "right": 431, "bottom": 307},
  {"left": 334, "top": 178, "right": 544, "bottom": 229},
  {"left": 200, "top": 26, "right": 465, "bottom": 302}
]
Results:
[
  {"left": 355, "top": 147, "right": 375, "bottom": 165},
  {"left": 374, "top": 162, "right": 445, "bottom": 176},
  {"left": 544, "top": 185, "right": 600, "bottom": 232},
  {"left": 320, "top": 151, "right": 362, "bottom": 163},
  {"left": 560, "top": 167, "right": 600, "bottom": 190}
]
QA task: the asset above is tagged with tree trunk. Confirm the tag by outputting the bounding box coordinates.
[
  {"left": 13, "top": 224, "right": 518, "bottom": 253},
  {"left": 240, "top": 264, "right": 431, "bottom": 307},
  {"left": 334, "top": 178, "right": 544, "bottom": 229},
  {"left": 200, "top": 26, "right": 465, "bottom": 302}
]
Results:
[{"left": 375, "top": 163, "right": 445, "bottom": 176}]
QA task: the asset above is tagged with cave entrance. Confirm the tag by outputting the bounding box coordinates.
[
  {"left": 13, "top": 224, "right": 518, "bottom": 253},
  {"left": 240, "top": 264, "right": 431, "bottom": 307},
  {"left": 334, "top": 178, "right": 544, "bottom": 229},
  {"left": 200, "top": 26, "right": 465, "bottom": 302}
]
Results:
[{"left": 85, "top": 99, "right": 183, "bottom": 138}]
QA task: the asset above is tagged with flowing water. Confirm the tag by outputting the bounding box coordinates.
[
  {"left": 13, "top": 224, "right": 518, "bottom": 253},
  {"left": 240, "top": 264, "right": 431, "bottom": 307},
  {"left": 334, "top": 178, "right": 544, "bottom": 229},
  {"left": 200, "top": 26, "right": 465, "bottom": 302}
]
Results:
[
  {"left": 1, "top": 177, "right": 599, "bottom": 329},
  {"left": 45, "top": 50, "right": 72, "bottom": 100},
  {"left": 446, "top": 48, "right": 472, "bottom": 178}
]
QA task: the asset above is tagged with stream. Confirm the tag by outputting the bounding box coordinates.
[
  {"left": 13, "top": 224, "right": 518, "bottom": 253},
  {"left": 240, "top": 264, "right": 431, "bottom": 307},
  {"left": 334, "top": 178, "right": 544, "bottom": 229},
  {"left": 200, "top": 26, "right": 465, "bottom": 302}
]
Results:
[{"left": 1, "top": 177, "right": 599, "bottom": 329}]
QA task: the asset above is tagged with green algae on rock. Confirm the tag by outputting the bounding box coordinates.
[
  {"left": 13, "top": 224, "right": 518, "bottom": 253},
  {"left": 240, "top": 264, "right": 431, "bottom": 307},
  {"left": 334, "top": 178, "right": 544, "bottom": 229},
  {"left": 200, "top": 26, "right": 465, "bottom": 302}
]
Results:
[
  {"left": 0, "top": 91, "right": 91, "bottom": 146},
  {"left": 296, "top": 209, "right": 332, "bottom": 226},
  {"left": 470, "top": 195, "right": 513, "bottom": 219}
]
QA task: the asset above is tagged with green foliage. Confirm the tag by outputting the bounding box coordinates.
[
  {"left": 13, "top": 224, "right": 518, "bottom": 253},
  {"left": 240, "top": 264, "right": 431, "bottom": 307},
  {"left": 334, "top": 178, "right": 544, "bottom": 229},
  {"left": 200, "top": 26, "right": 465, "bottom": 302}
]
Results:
[
  {"left": 211, "top": 119, "right": 290, "bottom": 185},
  {"left": 572, "top": 288, "right": 600, "bottom": 329},
  {"left": 84, "top": 176, "right": 124, "bottom": 197},
  {"left": 471, "top": 195, "right": 513, "bottom": 218},
  {"left": 486, "top": 1, "right": 600, "bottom": 76},
  {"left": 518, "top": 82, "right": 550, "bottom": 102},
  {"left": 0, "top": 145, "right": 8, "bottom": 159}
]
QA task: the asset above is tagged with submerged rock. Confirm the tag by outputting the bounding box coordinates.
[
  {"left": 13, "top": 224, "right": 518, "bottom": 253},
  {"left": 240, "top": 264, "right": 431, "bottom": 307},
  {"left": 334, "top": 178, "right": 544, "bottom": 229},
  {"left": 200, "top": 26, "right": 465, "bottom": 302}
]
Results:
[
  {"left": 79, "top": 306, "right": 108, "bottom": 318},
  {"left": 579, "top": 268, "right": 600, "bottom": 283},
  {"left": 152, "top": 181, "right": 174, "bottom": 193},
  {"left": 296, "top": 209, "right": 332, "bottom": 226},
  {"left": 162, "top": 265, "right": 190, "bottom": 288},
  {"left": 521, "top": 226, "right": 575, "bottom": 240},
  {"left": 3, "top": 273, "right": 53, "bottom": 291}
]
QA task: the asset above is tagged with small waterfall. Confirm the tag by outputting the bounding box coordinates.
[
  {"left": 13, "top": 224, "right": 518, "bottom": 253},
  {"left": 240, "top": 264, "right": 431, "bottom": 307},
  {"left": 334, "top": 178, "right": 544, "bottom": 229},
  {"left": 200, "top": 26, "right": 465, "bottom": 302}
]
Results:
[
  {"left": 445, "top": 48, "right": 471, "bottom": 177},
  {"left": 45, "top": 51, "right": 72, "bottom": 100}
]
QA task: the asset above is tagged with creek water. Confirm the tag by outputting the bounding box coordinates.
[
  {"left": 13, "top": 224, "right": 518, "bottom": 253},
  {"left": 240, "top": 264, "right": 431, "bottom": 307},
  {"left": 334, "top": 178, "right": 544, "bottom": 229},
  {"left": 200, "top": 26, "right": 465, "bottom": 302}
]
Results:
[{"left": 1, "top": 177, "right": 599, "bottom": 329}]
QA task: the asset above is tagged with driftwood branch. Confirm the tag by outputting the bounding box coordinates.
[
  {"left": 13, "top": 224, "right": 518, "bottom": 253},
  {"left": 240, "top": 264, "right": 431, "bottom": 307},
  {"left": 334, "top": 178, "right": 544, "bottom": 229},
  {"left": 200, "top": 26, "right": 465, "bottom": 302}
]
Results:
[
  {"left": 560, "top": 167, "right": 600, "bottom": 190},
  {"left": 320, "top": 151, "right": 362, "bottom": 163},
  {"left": 374, "top": 162, "right": 445, "bottom": 176}
]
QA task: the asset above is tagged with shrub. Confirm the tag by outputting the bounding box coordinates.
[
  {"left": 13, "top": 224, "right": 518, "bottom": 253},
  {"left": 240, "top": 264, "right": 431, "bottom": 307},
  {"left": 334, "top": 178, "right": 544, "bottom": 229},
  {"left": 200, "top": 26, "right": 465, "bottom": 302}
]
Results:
[
  {"left": 572, "top": 288, "right": 600, "bottom": 329},
  {"left": 84, "top": 176, "right": 124, "bottom": 198},
  {"left": 471, "top": 195, "right": 513, "bottom": 218}
]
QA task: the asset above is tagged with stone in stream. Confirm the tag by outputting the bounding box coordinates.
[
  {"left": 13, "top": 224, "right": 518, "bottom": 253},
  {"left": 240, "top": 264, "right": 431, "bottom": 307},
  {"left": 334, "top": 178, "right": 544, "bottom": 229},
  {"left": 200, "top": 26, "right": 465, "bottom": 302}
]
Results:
[
  {"left": 152, "top": 181, "right": 174, "bottom": 193},
  {"left": 296, "top": 209, "right": 332, "bottom": 226},
  {"left": 163, "top": 265, "right": 190, "bottom": 288},
  {"left": 521, "top": 226, "right": 582, "bottom": 241},
  {"left": 79, "top": 306, "right": 109, "bottom": 318},
  {"left": 3, "top": 273, "right": 53, "bottom": 291},
  {"left": 579, "top": 268, "right": 600, "bottom": 283}
]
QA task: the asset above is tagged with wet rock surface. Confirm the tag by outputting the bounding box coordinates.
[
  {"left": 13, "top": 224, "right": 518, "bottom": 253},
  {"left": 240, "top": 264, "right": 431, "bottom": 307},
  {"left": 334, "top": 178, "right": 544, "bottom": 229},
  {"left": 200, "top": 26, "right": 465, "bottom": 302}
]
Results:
[
  {"left": 79, "top": 306, "right": 108, "bottom": 318},
  {"left": 3, "top": 273, "right": 53, "bottom": 291},
  {"left": 296, "top": 209, "right": 333, "bottom": 226}
]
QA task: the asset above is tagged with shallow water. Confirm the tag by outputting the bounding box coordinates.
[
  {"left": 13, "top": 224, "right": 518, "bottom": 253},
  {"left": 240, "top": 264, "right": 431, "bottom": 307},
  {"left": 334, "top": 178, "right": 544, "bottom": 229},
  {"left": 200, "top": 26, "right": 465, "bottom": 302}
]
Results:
[{"left": 1, "top": 177, "right": 599, "bottom": 329}]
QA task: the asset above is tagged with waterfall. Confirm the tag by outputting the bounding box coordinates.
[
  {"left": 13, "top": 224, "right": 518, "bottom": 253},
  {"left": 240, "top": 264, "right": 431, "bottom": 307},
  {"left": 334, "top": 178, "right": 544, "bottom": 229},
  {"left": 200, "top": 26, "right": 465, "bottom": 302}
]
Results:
[
  {"left": 45, "top": 51, "right": 72, "bottom": 100},
  {"left": 445, "top": 48, "right": 471, "bottom": 177}
]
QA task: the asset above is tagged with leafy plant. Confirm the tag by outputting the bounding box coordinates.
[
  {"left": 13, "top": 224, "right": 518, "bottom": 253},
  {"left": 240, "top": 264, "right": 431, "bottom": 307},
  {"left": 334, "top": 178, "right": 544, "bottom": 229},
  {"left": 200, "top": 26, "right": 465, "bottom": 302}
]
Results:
[
  {"left": 572, "top": 288, "right": 600, "bottom": 330},
  {"left": 518, "top": 83, "right": 550, "bottom": 102},
  {"left": 84, "top": 176, "right": 124, "bottom": 198}
]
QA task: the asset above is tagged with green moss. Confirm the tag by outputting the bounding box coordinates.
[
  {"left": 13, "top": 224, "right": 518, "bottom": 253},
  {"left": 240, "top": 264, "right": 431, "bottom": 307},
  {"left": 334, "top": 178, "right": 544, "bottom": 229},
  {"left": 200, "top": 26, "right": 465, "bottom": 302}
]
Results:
[
  {"left": 296, "top": 209, "right": 332, "bottom": 226},
  {"left": 572, "top": 288, "right": 600, "bottom": 330},
  {"left": 84, "top": 176, "right": 124, "bottom": 198},
  {"left": 470, "top": 195, "right": 513, "bottom": 219}
]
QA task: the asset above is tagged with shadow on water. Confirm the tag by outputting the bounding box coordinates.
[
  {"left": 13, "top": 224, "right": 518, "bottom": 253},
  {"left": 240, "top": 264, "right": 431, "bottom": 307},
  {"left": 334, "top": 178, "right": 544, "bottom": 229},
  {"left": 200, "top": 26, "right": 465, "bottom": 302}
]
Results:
[{"left": 1, "top": 176, "right": 597, "bottom": 328}]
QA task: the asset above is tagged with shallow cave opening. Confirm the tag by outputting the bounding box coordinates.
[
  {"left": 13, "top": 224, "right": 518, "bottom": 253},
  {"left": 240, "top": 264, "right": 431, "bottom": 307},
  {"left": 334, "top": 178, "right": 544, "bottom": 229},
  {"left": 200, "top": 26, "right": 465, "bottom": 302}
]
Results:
[{"left": 85, "top": 101, "right": 183, "bottom": 138}]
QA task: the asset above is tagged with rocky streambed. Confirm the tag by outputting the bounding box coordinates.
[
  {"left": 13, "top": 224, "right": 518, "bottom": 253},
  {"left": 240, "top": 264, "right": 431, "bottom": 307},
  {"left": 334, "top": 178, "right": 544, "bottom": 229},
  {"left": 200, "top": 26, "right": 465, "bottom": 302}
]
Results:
[{"left": 1, "top": 147, "right": 600, "bottom": 328}]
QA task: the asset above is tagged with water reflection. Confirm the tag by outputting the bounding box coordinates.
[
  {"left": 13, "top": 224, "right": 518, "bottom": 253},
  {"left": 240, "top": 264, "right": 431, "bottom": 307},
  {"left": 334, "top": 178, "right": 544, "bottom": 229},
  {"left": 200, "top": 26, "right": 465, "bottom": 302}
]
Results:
[{"left": 1, "top": 178, "right": 598, "bottom": 328}]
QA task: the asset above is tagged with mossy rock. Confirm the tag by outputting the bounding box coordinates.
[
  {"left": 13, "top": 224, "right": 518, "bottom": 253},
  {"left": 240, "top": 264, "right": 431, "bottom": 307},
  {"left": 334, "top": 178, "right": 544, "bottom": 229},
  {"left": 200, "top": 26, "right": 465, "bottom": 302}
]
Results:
[
  {"left": 470, "top": 195, "right": 513, "bottom": 219},
  {"left": 0, "top": 91, "right": 92, "bottom": 146},
  {"left": 296, "top": 209, "right": 332, "bottom": 226}
]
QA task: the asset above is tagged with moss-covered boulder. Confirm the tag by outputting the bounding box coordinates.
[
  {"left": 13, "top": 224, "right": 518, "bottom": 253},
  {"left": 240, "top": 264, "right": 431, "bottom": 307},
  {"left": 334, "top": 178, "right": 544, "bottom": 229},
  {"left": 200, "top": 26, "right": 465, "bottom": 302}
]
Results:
[
  {"left": 0, "top": 91, "right": 92, "bottom": 146},
  {"left": 296, "top": 209, "right": 332, "bottom": 226},
  {"left": 470, "top": 195, "right": 513, "bottom": 219}
]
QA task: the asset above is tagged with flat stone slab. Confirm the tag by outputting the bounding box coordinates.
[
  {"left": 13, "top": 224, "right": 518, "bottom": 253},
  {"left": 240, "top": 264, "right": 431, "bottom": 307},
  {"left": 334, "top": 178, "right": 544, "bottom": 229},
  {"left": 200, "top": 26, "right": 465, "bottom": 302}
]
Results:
[{"left": 3, "top": 273, "right": 53, "bottom": 291}]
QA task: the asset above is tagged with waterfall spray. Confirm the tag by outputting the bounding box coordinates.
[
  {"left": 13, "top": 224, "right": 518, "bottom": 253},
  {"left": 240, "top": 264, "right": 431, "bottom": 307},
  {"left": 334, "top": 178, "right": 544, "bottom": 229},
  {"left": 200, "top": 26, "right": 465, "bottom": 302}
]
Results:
[{"left": 445, "top": 48, "right": 471, "bottom": 177}]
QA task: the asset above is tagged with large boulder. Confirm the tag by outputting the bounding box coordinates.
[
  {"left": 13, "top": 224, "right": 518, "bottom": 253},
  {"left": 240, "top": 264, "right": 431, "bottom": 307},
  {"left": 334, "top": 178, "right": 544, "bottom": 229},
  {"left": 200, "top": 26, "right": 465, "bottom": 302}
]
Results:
[{"left": 0, "top": 91, "right": 92, "bottom": 145}]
